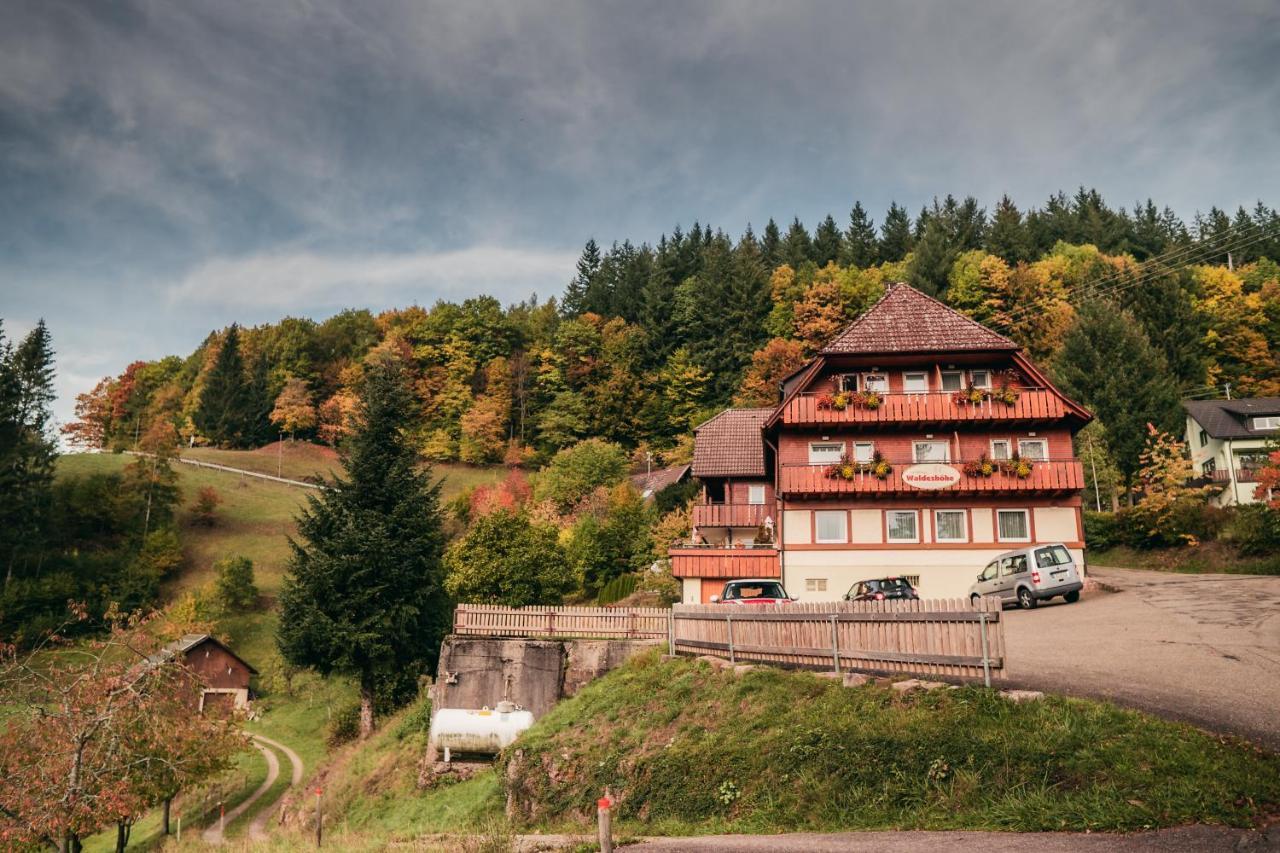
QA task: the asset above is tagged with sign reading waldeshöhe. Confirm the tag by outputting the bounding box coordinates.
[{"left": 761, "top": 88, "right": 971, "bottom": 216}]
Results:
[{"left": 902, "top": 463, "right": 962, "bottom": 490}]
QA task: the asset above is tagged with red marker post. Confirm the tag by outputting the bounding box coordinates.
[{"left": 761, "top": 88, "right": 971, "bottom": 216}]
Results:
[
  {"left": 315, "top": 787, "right": 323, "bottom": 847},
  {"left": 597, "top": 791, "right": 614, "bottom": 853}
]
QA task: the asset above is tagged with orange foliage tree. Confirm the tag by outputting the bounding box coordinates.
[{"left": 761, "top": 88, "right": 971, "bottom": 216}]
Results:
[{"left": 734, "top": 337, "right": 808, "bottom": 407}]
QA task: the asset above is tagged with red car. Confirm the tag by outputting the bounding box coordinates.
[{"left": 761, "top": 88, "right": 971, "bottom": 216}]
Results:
[{"left": 710, "top": 579, "right": 796, "bottom": 605}]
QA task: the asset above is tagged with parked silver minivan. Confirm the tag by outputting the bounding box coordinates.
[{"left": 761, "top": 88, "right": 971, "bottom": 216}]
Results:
[{"left": 968, "top": 543, "right": 1083, "bottom": 609}]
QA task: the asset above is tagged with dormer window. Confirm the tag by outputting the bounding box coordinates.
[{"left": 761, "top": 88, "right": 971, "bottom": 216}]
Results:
[
  {"left": 902, "top": 371, "right": 928, "bottom": 394},
  {"left": 940, "top": 370, "right": 964, "bottom": 391},
  {"left": 861, "top": 373, "right": 888, "bottom": 393},
  {"left": 969, "top": 369, "right": 991, "bottom": 389},
  {"left": 1253, "top": 416, "right": 1280, "bottom": 431}
]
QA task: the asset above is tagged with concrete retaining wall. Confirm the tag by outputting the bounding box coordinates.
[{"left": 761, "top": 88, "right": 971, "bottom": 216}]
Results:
[{"left": 431, "top": 636, "right": 657, "bottom": 719}]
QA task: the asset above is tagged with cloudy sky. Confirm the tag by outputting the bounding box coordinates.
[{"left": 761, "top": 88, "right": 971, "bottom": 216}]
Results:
[{"left": 2, "top": 0, "right": 1279, "bottom": 426}]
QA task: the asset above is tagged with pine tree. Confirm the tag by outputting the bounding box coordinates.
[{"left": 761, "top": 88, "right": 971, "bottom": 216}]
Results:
[
  {"left": 562, "top": 239, "right": 601, "bottom": 317},
  {"left": 194, "top": 325, "right": 252, "bottom": 446},
  {"left": 1053, "top": 300, "right": 1181, "bottom": 496},
  {"left": 781, "top": 218, "right": 814, "bottom": 269},
  {"left": 879, "top": 203, "right": 913, "bottom": 262},
  {"left": 760, "top": 219, "right": 782, "bottom": 269},
  {"left": 277, "top": 357, "right": 449, "bottom": 737},
  {"left": 907, "top": 216, "right": 957, "bottom": 296},
  {"left": 985, "top": 195, "right": 1031, "bottom": 264},
  {"left": 840, "top": 202, "right": 878, "bottom": 268},
  {"left": 812, "top": 214, "right": 843, "bottom": 267}
]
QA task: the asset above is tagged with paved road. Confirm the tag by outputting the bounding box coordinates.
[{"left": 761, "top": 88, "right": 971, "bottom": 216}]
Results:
[
  {"left": 618, "top": 825, "right": 1280, "bottom": 851},
  {"left": 1002, "top": 566, "right": 1280, "bottom": 749}
]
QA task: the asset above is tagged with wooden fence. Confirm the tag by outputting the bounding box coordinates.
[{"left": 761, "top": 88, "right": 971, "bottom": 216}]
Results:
[
  {"left": 452, "top": 604, "right": 670, "bottom": 640},
  {"left": 671, "top": 597, "right": 1004, "bottom": 683},
  {"left": 452, "top": 598, "right": 1005, "bottom": 684}
]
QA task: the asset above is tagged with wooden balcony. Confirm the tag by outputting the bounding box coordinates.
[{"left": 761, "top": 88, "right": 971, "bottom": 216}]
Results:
[
  {"left": 1209, "top": 467, "right": 1262, "bottom": 484},
  {"left": 669, "top": 546, "right": 780, "bottom": 579},
  {"left": 692, "top": 503, "right": 771, "bottom": 528},
  {"left": 779, "top": 458, "right": 1085, "bottom": 497},
  {"left": 781, "top": 389, "right": 1065, "bottom": 427}
]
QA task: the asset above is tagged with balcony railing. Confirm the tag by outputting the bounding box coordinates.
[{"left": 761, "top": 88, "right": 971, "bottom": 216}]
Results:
[
  {"left": 668, "top": 545, "right": 780, "bottom": 579},
  {"left": 781, "top": 388, "right": 1065, "bottom": 427},
  {"left": 779, "top": 457, "right": 1085, "bottom": 496},
  {"left": 692, "top": 503, "right": 770, "bottom": 528},
  {"left": 1209, "top": 467, "right": 1262, "bottom": 484}
]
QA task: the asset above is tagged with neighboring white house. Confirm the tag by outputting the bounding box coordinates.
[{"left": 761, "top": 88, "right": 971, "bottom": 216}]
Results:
[{"left": 1183, "top": 398, "right": 1279, "bottom": 506}]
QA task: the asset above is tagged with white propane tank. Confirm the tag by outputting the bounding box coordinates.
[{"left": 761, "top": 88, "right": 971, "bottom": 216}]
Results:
[{"left": 429, "top": 700, "right": 534, "bottom": 757}]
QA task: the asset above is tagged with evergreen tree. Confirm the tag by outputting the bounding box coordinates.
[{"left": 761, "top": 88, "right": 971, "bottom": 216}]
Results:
[
  {"left": 985, "top": 195, "right": 1031, "bottom": 264},
  {"left": 194, "top": 325, "right": 253, "bottom": 447},
  {"left": 781, "top": 217, "right": 814, "bottom": 269},
  {"left": 1053, "top": 300, "right": 1181, "bottom": 496},
  {"left": 246, "top": 350, "right": 275, "bottom": 445},
  {"left": 812, "top": 214, "right": 843, "bottom": 267},
  {"left": 562, "top": 239, "right": 601, "bottom": 317},
  {"left": 907, "top": 215, "right": 957, "bottom": 296},
  {"left": 277, "top": 357, "right": 449, "bottom": 736},
  {"left": 760, "top": 219, "right": 782, "bottom": 269},
  {"left": 879, "top": 202, "right": 913, "bottom": 262},
  {"left": 840, "top": 202, "right": 878, "bottom": 268},
  {"left": 1120, "top": 268, "right": 1207, "bottom": 390}
]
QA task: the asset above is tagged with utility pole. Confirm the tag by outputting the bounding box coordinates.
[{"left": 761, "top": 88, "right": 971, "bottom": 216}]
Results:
[
  {"left": 1086, "top": 434, "right": 1102, "bottom": 512},
  {"left": 278, "top": 432, "right": 284, "bottom": 478},
  {"left": 1224, "top": 382, "right": 1232, "bottom": 401}
]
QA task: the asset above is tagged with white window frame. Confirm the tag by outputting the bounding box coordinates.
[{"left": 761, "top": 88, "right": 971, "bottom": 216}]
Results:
[
  {"left": 852, "top": 441, "right": 875, "bottom": 462},
  {"left": 996, "top": 509, "right": 1031, "bottom": 543},
  {"left": 1253, "top": 416, "right": 1280, "bottom": 431},
  {"left": 1017, "top": 439, "right": 1048, "bottom": 461},
  {"left": 902, "top": 371, "right": 929, "bottom": 394},
  {"left": 747, "top": 484, "right": 766, "bottom": 505},
  {"left": 815, "top": 510, "right": 849, "bottom": 544},
  {"left": 969, "top": 369, "right": 992, "bottom": 389},
  {"left": 805, "top": 578, "right": 828, "bottom": 592},
  {"left": 990, "top": 439, "right": 1011, "bottom": 460},
  {"left": 861, "top": 372, "right": 889, "bottom": 393},
  {"left": 912, "top": 440, "right": 951, "bottom": 462},
  {"left": 808, "top": 441, "right": 844, "bottom": 465},
  {"left": 886, "top": 510, "right": 919, "bottom": 543},
  {"left": 934, "top": 510, "right": 968, "bottom": 543},
  {"left": 837, "top": 373, "right": 860, "bottom": 393},
  {"left": 940, "top": 370, "right": 965, "bottom": 392}
]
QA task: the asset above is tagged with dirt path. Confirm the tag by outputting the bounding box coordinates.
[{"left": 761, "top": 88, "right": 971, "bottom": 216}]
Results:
[
  {"left": 1002, "top": 566, "right": 1280, "bottom": 749},
  {"left": 202, "top": 741, "right": 278, "bottom": 844},
  {"left": 246, "top": 734, "right": 305, "bottom": 840}
]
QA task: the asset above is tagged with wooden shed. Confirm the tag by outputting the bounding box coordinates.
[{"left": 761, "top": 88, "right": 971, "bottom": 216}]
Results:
[{"left": 149, "top": 634, "right": 258, "bottom": 714}]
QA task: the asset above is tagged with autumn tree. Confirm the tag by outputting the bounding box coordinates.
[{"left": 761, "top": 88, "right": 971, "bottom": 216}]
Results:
[
  {"left": 1131, "top": 425, "right": 1214, "bottom": 546},
  {"left": 735, "top": 338, "right": 807, "bottom": 407},
  {"left": 269, "top": 376, "right": 317, "bottom": 439},
  {"left": 62, "top": 377, "right": 114, "bottom": 450},
  {"left": 533, "top": 438, "right": 629, "bottom": 512},
  {"left": 459, "top": 356, "right": 512, "bottom": 464},
  {"left": 443, "top": 509, "right": 572, "bottom": 606}
]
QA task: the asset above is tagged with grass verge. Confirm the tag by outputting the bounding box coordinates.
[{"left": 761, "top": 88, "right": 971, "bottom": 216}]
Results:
[{"left": 1090, "top": 544, "right": 1280, "bottom": 575}]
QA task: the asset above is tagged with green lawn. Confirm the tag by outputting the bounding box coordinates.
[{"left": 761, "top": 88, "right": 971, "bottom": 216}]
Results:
[{"left": 1089, "top": 544, "right": 1280, "bottom": 575}]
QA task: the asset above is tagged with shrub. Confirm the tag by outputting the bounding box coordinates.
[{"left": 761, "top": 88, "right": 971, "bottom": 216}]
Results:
[
  {"left": 1224, "top": 505, "right": 1280, "bottom": 557},
  {"left": 534, "top": 438, "right": 629, "bottom": 512},
  {"left": 190, "top": 486, "right": 223, "bottom": 526},
  {"left": 597, "top": 573, "right": 639, "bottom": 605},
  {"left": 327, "top": 701, "right": 361, "bottom": 747},
  {"left": 444, "top": 510, "right": 574, "bottom": 606},
  {"left": 213, "top": 555, "right": 258, "bottom": 611}
]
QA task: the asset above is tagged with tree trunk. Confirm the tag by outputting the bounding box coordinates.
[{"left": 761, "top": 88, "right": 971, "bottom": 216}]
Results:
[
  {"left": 162, "top": 797, "right": 171, "bottom": 835},
  {"left": 114, "top": 821, "right": 126, "bottom": 853},
  {"left": 359, "top": 683, "right": 375, "bottom": 739}
]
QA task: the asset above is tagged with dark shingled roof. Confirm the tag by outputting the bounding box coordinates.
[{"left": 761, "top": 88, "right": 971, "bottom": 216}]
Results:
[
  {"left": 146, "top": 633, "right": 259, "bottom": 674},
  {"left": 692, "top": 408, "right": 771, "bottom": 478},
  {"left": 1184, "top": 398, "right": 1280, "bottom": 440},
  {"left": 822, "top": 282, "right": 1018, "bottom": 354},
  {"left": 630, "top": 463, "right": 691, "bottom": 498}
]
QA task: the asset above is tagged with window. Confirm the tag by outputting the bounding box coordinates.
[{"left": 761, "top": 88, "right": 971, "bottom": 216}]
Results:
[
  {"left": 969, "top": 369, "right": 991, "bottom": 388},
  {"left": 979, "top": 561, "right": 998, "bottom": 582},
  {"left": 1253, "top": 416, "right": 1280, "bottom": 431},
  {"left": 805, "top": 578, "right": 828, "bottom": 592},
  {"left": 1000, "top": 554, "right": 1029, "bottom": 576},
  {"left": 913, "top": 440, "right": 950, "bottom": 462},
  {"left": 990, "top": 439, "right": 1011, "bottom": 460},
  {"left": 903, "top": 371, "right": 928, "bottom": 393},
  {"left": 853, "top": 441, "right": 875, "bottom": 462},
  {"left": 940, "top": 370, "right": 964, "bottom": 391},
  {"left": 1017, "top": 439, "right": 1048, "bottom": 461},
  {"left": 747, "top": 484, "right": 766, "bottom": 505},
  {"left": 1199, "top": 429, "right": 1208, "bottom": 447},
  {"left": 815, "top": 511, "right": 848, "bottom": 543},
  {"left": 861, "top": 373, "right": 888, "bottom": 393},
  {"left": 886, "top": 510, "right": 919, "bottom": 542},
  {"left": 837, "top": 373, "right": 859, "bottom": 392},
  {"left": 809, "top": 442, "right": 844, "bottom": 464},
  {"left": 1201, "top": 459, "right": 1216, "bottom": 476},
  {"left": 1035, "top": 545, "right": 1073, "bottom": 568},
  {"left": 997, "top": 509, "right": 1030, "bottom": 542},
  {"left": 934, "top": 510, "right": 967, "bottom": 542}
]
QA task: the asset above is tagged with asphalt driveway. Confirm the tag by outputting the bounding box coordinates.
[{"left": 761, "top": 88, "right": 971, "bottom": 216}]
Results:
[{"left": 1002, "top": 566, "right": 1280, "bottom": 750}]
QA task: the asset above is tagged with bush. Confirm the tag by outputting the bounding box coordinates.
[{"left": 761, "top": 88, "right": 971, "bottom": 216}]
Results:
[
  {"left": 1087, "top": 502, "right": 1226, "bottom": 550},
  {"left": 598, "top": 573, "right": 639, "bottom": 605},
  {"left": 1083, "top": 511, "right": 1121, "bottom": 550},
  {"left": 190, "top": 486, "right": 223, "bottom": 526},
  {"left": 444, "top": 509, "right": 574, "bottom": 606},
  {"left": 213, "top": 555, "right": 258, "bottom": 611},
  {"left": 534, "top": 438, "right": 629, "bottom": 512},
  {"left": 1224, "top": 505, "right": 1280, "bottom": 556},
  {"left": 327, "top": 701, "right": 362, "bottom": 747}
]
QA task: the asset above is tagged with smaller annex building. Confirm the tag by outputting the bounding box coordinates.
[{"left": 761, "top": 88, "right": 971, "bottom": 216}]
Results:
[
  {"left": 1184, "top": 397, "right": 1280, "bottom": 506},
  {"left": 670, "top": 282, "right": 1093, "bottom": 603},
  {"left": 148, "top": 633, "right": 258, "bottom": 714}
]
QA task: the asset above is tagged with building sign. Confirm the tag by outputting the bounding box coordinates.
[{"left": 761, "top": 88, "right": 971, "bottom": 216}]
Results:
[{"left": 902, "top": 463, "right": 961, "bottom": 490}]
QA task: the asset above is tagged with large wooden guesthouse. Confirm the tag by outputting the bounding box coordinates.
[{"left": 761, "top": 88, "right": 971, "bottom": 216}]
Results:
[{"left": 672, "top": 283, "right": 1092, "bottom": 602}]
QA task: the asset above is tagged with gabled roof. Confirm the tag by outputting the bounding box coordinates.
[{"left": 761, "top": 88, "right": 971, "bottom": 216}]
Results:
[
  {"left": 822, "top": 283, "right": 1018, "bottom": 354},
  {"left": 629, "top": 463, "right": 691, "bottom": 498},
  {"left": 147, "top": 633, "right": 259, "bottom": 675},
  {"left": 1184, "top": 398, "right": 1280, "bottom": 440},
  {"left": 692, "top": 408, "right": 771, "bottom": 478}
]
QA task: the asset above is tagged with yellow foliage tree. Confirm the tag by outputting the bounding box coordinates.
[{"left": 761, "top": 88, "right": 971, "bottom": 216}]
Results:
[{"left": 270, "top": 376, "right": 317, "bottom": 438}]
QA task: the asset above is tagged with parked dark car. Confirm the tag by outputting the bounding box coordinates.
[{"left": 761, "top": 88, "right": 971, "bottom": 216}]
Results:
[
  {"left": 844, "top": 577, "right": 918, "bottom": 602},
  {"left": 711, "top": 579, "right": 795, "bottom": 605}
]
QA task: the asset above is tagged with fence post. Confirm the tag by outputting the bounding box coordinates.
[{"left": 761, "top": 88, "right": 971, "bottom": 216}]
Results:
[
  {"left": 978, "top": 608, "right": 992, "bottom": 689},
  {"left": 726, "top": 615, "right": 735, "bottom": 665},
  {"left": 547, "top": 610, "right": 555, "bottom": 637},
  {"left": 667, "top": 609, "right": 675, "bottom": 656},
  {"left": 829, "top": 614, "right": 840, "bottom": 675}
]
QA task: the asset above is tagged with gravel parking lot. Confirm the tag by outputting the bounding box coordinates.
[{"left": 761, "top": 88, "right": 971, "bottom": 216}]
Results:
[{"left": 1002, "top": 566, "right": 1280, "bottom": 750}]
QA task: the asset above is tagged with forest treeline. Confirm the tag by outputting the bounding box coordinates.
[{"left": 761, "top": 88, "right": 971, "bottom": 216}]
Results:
[{"left": 65, "top": 189, "right": 1280, "bottom": 493}]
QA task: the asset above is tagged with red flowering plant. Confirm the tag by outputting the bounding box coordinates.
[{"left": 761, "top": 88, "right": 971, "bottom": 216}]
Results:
[
  {"left": 992, "top": 370, "right": 1022, "bottom": 405},
  {"left": 825, "top": 452, "right": 892, "bottom": 481},
  {"left": 962, "top": 454, "right": 997, "bottom": 478},
  {"left": 952, "top": 383, "right": 989, "bottom": 405},
  {"left": 999, "top": 452, "right": 1035, "bottom": 479}
]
